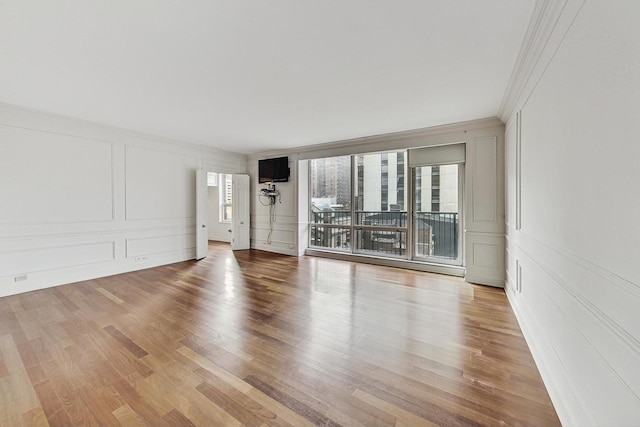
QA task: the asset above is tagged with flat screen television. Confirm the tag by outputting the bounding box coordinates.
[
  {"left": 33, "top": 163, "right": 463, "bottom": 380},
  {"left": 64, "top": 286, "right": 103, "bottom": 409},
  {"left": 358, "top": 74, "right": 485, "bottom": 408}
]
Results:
[{"left": 259, "top": 156, "right": 289, "bottom": 183}]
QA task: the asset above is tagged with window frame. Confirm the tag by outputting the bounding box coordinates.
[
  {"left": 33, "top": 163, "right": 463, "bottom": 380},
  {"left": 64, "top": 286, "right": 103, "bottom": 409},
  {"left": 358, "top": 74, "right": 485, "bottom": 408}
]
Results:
[{"left": 308, "top": 151, "right": 409, "bottom": 259}]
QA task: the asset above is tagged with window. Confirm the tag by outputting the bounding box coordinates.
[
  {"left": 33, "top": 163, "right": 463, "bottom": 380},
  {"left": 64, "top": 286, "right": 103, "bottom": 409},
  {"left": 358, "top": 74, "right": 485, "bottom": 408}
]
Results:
[
  {"left": 219, "top": 173, "right": 232, "bottom": 222},
  {"left": 309, "top": 144, "right": 463, "bottom": 266},
  {"left": 207, "top": 172, "right": 218, "bottom": 187},
  {"left": 354, "top": 152, "right": 407, "bottom": 257},
  {"left": 413, "top": 164, "right": 461, "bottom": 263},
  {"left": 310, "top": 151, "right": 407, "bottom": 258},
  {"left": 309, "top": 156, "right": 351, "bottom": 251}
]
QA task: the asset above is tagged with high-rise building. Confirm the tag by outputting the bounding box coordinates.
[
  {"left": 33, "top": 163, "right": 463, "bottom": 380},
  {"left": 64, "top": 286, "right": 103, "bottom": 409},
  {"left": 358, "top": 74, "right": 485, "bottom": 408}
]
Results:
[
  {"left": 310, "top": 156, "right": 351, "bottom": 208},
  {"left": 357, "top": 152, "right": 405, "bottom": 211}
]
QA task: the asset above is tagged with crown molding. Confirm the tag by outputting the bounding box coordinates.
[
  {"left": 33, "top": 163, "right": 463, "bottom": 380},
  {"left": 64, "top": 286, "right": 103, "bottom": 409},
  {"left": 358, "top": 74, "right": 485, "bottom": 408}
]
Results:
[
  {"left": 498, "top": 0, "right": 586, "bottom": 122},
  {"left": 249, "top": 116, "right": 504, "bottom": 161}
]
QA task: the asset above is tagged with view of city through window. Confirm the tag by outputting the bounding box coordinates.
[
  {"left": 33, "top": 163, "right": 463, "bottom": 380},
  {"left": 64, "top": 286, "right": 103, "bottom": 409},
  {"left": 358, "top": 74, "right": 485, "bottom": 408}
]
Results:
[
  {"left": 414, "top": 164, "right": 459, "bottom": 259},
  {"left": 310, "top": 152, "right": 460, "bottom": 262}
]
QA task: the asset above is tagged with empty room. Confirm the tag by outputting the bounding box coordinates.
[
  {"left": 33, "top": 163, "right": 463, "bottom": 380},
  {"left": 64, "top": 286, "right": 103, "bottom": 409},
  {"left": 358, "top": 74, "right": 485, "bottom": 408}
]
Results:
[{"left": 1, "top": 1, "right": 638, "bottom": 426}]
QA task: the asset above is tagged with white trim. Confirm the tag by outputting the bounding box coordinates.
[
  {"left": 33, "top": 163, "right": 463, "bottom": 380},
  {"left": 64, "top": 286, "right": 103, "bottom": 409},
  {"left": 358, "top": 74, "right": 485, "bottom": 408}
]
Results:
[
  {"left": 515, "top": 110, "right": 522, "bottom": 230},
  {"left": 505, "top": 287, "right": 592, "bottom": 427},
  {"left": 498, "top": 0, "right": 587, "bottom": 121},
  {"left": 249, "top": 117, "right": 503, "bottom": 161},
  {"left": 498, "top": 0, "right": 569, "bottom": 120}
]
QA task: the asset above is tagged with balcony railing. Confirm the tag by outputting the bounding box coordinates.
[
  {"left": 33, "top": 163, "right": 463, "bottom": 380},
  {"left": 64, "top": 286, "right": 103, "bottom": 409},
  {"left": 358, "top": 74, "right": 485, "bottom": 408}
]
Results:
[
  {"left": 310, "top": 210, "right": 458, "bottom": 261},
  {"left": 355, "top": 210, "right": 407, "bottom": 227},
  {"left": 415, "top": 212, "right": 458, "bottom": 260},
  {"left": 311, "top": 210, "right": 352, "bottom": 225},
  {"left": 312, "top": 210, "right": 407, "bottom": 227}
]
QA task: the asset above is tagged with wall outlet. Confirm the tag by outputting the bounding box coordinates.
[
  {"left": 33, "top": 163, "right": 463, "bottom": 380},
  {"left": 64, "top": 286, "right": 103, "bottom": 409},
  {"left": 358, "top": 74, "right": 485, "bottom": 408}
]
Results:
[
  {"left": 134, "top": 256, "right": 148, "bottom": 262},
  {"left": 14, "top": 274, "right": 28, "bottom": 282}
]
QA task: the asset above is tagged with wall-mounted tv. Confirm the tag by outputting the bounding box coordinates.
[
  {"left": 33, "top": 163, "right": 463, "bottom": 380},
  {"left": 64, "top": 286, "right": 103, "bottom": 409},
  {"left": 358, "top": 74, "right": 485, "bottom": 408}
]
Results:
[{"left": 259, "top": 156, "right": 289, "bottom": 183}]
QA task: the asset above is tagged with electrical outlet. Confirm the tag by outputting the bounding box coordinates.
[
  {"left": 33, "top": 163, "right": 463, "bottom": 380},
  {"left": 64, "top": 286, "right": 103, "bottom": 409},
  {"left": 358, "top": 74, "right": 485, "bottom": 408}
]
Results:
[
  {"left": 134, "top": 256, "right": 147, "bottom": 262},
  {"left": 14, "top": 274, "right": 28, "bottom": 282}
]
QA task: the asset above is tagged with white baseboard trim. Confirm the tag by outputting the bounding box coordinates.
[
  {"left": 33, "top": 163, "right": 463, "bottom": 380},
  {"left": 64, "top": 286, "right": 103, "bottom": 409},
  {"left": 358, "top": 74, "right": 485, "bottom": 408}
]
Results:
[{"left": 506, "top": 285, "right": 596, "bottom": 427}]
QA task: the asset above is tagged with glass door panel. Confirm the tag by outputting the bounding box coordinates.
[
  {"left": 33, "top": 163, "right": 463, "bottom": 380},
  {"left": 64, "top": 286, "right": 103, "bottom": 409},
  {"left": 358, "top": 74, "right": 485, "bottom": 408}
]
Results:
[
  {"left": 413, "top": 164, "right": 461, "bottom": 264},
  {"left": 353, "top": 152, "right": 407, "bottom": 258},
  {"left": 309, "top": 156, "right": 352, "bottom": 251}
]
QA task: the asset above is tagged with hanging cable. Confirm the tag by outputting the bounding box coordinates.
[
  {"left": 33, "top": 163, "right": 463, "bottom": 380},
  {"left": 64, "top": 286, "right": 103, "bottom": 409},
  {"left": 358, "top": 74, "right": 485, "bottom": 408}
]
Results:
[{"left": 258, "top": 184, "right": 280, "bottom": 245}]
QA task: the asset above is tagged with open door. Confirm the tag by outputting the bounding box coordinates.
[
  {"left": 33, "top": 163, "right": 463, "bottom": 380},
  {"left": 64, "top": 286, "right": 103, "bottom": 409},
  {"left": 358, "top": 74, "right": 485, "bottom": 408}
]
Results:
[
  {"left": 232, "top": 174, "right": 250, "bottom": 250},
  {"left": 195, "top": 168, "right": 208, "bottom": 259}
]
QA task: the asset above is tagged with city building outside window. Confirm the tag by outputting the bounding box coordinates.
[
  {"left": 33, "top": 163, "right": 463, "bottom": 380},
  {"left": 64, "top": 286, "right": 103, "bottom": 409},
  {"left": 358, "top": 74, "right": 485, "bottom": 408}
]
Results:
[{"left": 220, "top": 173, "right": 232, "bottom": 223}]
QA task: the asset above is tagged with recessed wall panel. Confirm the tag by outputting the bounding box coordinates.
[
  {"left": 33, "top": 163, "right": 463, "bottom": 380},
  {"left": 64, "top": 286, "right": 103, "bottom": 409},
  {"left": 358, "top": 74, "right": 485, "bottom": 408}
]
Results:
[
  {"left": 125, "top": 146, "right": 197, "bottom": 220},
  {"left": 473, "top": 243, "right": 498, "bottom": 268},
  {"left": 0, "top": 126, "right": 114, "bottom": 225},
  {"left": 126, "top": 233, "right": 196, "bottom": 257},
  {"left": 0, "top": 241, "right": 115, "bottom": 277},
  {"left": 472, "top": 137, "right": 498, "bottom": 223}
]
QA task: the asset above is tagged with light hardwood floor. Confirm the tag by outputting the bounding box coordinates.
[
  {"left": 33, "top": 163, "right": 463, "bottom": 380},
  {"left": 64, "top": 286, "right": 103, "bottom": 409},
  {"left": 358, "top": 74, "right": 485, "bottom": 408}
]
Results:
[{"left": 0, "top": 241, "right": 559, "bottom": 426}]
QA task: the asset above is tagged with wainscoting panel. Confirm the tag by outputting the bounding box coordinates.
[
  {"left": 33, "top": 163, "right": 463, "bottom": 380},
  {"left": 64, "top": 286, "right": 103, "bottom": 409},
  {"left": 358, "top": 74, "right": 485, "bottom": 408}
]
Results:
[
  {"left": 0, "top": 103, "right": 247, "bottom": 298},
  {"left": 0, "top": 240, "right": 115, "bottom": 278},
  {"left": 506, "top": 230, "right": 640, "bottom": 424},
  {"left": 126, "top": 232, "right": 196, "bottom": 258},
  {"left": 471, "top": 136, "right": 498, "bottom": 223},
  {"left": 464, "top": 232, "right": 505, "bottom": 287},
  {"left": 251, "top": 214, "right": 297, "bottom": 255}
]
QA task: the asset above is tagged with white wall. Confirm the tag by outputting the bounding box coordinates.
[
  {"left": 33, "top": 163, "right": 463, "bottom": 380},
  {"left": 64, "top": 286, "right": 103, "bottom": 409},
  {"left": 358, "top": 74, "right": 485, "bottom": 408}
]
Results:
[
  {"left": 502, "top": 1, "right": 640, "bottom": 425},
  {"left": 0, "top": 104, "right": 246, "bottom": 297},
  {"left": 249, "top": 157, "right": 298, "bottom": 256},
  {"left": 207, "top": 184, "right": 232, "bottom": 242}
]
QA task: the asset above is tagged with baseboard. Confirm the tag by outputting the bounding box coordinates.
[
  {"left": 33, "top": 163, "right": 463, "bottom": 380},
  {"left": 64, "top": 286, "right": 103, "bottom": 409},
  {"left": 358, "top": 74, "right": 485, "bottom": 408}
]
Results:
[{"left": 0, "top": 249, "right": 195, "bottom": 298}]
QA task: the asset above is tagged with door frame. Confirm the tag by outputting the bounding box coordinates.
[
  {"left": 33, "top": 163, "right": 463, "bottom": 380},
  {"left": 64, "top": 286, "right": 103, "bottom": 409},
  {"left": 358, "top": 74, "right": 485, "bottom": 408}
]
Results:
[{"left": 410, "top": 164, "right": 465, "bottom": 266}]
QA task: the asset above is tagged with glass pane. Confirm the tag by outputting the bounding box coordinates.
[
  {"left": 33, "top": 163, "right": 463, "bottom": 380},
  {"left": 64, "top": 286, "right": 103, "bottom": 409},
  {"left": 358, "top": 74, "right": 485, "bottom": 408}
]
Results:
[
  {"left": 414, "top": 164, "right": 459, "bottom": 260},
  {"left": 310, "top": 156, "right": 351, "bottom": 225},
  {"left": 223, "top": 204, "right": 232, "bottom": 221},
  {"left": 311, "top": 210, "right": 351, "bottom": 225},
  {"left": 310, "top": 226, "right": 350, "bottom": 251},
  {"left": 355, "top": 230, "right": 406, "bottom": 258},
  {"left": 355, "top": 211, "right": 406, "bottom": 227},
  {"left": 355, "top": 151, "right": 406, "bottom": 225},
  {"left": 223, "top": 174, "right": 233, "bottom": 204}
]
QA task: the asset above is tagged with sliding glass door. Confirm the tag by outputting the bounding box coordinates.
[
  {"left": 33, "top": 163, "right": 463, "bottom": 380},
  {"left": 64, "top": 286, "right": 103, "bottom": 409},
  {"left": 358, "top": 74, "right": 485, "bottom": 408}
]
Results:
[
  {"left": 353, "top": 152, "right": 407, "bottom": 258},
  {"left": 309, "top": 156, "right": 352, "bottom": 251},
  {"left": 413, "top": 164, "right": 462, "bottom": 265}
]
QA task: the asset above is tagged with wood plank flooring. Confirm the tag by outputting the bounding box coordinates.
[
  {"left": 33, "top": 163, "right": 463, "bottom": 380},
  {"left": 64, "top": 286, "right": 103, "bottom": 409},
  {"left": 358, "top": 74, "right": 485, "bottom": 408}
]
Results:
[{"left": 0, "top": 241, "right": 560, "bottom": 426}]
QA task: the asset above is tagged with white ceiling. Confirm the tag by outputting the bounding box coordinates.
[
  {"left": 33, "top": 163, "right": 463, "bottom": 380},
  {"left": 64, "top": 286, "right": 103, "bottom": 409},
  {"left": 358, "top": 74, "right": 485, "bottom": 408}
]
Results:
[{"left": 0, "top": 0, "right": 534, "bottom": 155}]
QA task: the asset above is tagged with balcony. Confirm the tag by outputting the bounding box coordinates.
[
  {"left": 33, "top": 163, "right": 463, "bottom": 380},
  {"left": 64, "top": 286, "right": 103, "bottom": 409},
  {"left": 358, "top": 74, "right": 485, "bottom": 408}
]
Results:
[
  {"left": 414, "top": 212, "right": 458, "bottom": 260},
  {"left": 310, "top": 210, "right": 458, "bottom": 261}
]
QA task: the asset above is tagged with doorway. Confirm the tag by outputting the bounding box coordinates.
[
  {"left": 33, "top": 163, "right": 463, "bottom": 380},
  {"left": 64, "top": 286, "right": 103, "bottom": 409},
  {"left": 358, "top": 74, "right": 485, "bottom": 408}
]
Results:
[
  {"left": 196, "top": 170, "right": 250, "bottom": 260},
  {"left": 207, "top": 172, "right": 233, "bottom": 243}
]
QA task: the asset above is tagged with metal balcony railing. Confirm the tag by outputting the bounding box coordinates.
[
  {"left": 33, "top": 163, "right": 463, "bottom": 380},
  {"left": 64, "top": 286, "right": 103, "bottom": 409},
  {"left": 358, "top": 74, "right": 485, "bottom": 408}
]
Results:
[
  {"left": 355, "top": 210, "right": 407, "bottom": 227},
  {"left": 311, "top": 211, "right": 352, "bottom": 225},
  {"left": 310, "top": 210, "right": 458, "bottom": 261},
  {"left": 414, "top": 212, "right": 458, "bottom": 259}
]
